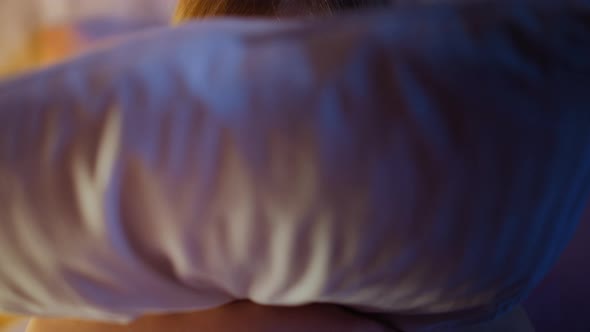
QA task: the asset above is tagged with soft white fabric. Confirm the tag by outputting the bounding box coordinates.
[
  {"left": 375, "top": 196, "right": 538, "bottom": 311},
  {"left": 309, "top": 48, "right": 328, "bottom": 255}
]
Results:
[{"left": 1, "top": 0, "right": 590, "bottom": 330}]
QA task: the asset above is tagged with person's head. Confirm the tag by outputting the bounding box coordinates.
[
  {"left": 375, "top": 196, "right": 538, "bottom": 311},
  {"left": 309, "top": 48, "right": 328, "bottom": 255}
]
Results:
[{"left": 174, "top": 0, "right": 391, "bottom": 22}]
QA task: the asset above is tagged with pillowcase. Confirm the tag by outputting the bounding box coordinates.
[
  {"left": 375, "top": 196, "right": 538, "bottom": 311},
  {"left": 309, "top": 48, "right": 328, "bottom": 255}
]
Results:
[{"left": 0, "top": 1, "right": 589, "bottom": 330}]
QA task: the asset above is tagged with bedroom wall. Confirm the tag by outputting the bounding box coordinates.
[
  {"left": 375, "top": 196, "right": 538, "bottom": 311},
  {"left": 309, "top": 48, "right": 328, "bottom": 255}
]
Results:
[{"left": 0, "top": 0, "right": 176, "bottom": 77}]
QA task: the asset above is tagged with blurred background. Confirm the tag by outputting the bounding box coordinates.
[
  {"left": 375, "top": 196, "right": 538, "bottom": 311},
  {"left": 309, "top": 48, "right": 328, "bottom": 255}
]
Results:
[{"left": 0, "top": 0, "right": 176, "bottom": 77}]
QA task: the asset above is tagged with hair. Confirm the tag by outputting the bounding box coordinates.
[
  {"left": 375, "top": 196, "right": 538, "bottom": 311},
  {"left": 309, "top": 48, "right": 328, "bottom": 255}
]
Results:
[{"left": 174, "top": 0, "right": 391, "bottom": 22}]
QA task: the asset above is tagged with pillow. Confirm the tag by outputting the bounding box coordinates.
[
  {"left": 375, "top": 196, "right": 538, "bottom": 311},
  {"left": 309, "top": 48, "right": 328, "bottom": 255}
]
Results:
[
  {"left": 524, "top": 207, "right": 590, "bottom": 332},
  {"left": 0, "top": 1, "right": 589, "bottom": 330}
]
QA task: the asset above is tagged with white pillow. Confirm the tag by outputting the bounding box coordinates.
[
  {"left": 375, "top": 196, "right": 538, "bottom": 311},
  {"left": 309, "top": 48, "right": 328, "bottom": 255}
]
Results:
[{"left": 0, "top": 1, "right": 589, "bottom": 330}]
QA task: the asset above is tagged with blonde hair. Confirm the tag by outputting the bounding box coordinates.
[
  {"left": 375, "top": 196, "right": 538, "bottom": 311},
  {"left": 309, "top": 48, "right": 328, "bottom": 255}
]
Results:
[
  {"left": 174, "top": 0, "right": 390, "bottom": 23},
  {"left": 174, "top": 0, "right": 273, "bottom": 21}
]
